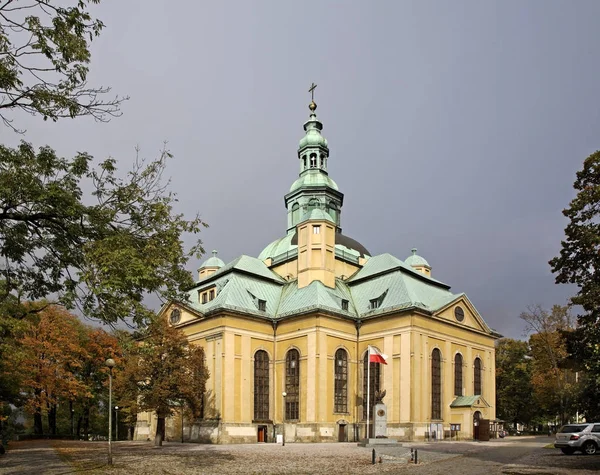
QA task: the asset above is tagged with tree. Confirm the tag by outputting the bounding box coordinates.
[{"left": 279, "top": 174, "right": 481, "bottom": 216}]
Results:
[
  {"left": 521, "top": 305, "right": 578, "bottom": 425},
  {"left": 0, "top": 0, "right": 126, "bottom": 132},
  {"left": 0, "top": 143, "right": 205, "bottom": 326},
  {"left": 550, "top": 150, "right": 600, "bottom": 418},
  {"left": 495, "top": 338, "right": 536, "bottom": 427},
  {"left": 17, "top": 304, "right": 90, "bottom": 435},
  {"left": 74, "top": 326, "right": 120, "bottom": 440},
  {"left": 116, "top": 317, "right": 208, "bottom": 446}
]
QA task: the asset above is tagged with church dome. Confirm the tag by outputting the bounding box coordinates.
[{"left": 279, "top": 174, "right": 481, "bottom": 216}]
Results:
[
  {"left": 200, "top": 250, "right": 225, "bottom": 269},
  {"left": 405, "top": 248, "right": 430, "bottom": 267},
  {"left": 259, "top": 231, "right": 370, "bottom": 261},
  {"left": 299, "top": 131, "right": 328, "bottom": 149},
  {"left": 289, "top": 172, "right": 339, "bottom": 192}
]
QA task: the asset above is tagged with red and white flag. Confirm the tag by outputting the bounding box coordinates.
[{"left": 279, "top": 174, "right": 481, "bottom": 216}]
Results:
[{"left": 368, "top": 345, "right": 388, "bottom": 365}]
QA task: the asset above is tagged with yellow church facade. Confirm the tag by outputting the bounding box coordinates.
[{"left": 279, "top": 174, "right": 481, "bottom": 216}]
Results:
[{"left": 134, "top": 96, "right": 500, "bottom": 443}]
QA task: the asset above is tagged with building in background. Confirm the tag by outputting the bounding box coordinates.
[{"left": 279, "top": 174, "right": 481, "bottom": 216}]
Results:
[{"left": 135, "top": 95, "right": 501, "bottom": 443}]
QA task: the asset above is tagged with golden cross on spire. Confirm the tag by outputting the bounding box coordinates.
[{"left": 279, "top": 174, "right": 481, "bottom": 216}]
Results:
[{"left": 308, "top": 82, "right": 317, "bottom": 102}]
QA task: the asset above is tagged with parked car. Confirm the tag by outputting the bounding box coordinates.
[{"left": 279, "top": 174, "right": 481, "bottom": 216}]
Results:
[{"left": 554, "top": 423, "right": 600, "bottom": 455}]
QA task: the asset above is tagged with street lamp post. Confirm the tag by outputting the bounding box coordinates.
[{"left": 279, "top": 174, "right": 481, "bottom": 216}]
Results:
[
  {"left": 282, "top": 392, "right": 287, "bottom": 446},
  {"left": 105, "top": 358, "right": 115, "bottom": 465},
  {"left": 114, "top": 406, "right": 119, "bottom": 442}
]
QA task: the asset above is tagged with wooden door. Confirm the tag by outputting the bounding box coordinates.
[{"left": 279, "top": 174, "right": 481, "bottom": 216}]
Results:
[
  {"left": 338, "top": 424, "right": 346, "bottom": 442},
  {"left": 479, "top": 419, "right": 490, "bottom": 441}
]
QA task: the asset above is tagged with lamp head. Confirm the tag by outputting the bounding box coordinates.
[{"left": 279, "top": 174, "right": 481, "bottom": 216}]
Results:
[{"left": 105, "top": 358, "right": 116, "bottom": 368}]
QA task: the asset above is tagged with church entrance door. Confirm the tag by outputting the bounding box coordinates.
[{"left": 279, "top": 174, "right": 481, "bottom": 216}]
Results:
[
  {"left": 338, "top": 424, "right": 346, "bottom": 442},
  {"left": 257, "top": 425, "right": 267, "bottom": 443},
  {"left": 473, "top": 411, "right": 482, "bottom": 440}
]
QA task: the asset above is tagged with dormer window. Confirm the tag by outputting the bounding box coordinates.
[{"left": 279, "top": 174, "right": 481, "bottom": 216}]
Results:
[
  {"left": 369, "top": 290, "right": 388, "bottom": 311},
  {"left": 201, "top": 292, "right": 207, "bottom": 304},
  {"left": 341, "top": 299, "right": 349, "bottom": 311},
  {"left": 209, "top": 289, "right": 215, "bottom": 301},
  {"left": 258, "top": 299, "right": 266, "bottom": 311}
]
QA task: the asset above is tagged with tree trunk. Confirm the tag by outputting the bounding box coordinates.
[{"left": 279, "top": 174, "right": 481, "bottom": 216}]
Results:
[
  {"left": 154, "top": 417, "right": 165, "bottom": 446},
  {"left": 76, "top": 415, "right": 82, "bottom": 439},
  {"left": 82, "top": 404, "right": 90, "bottom": 441},
  {"left": 128, "top": 425, "right": 133, "bottom": 440},
  {"left": 33, "top": 410, "right": 43, "bottom": 435},
  {"left": 48, "top": 404, "right": 57, "bottom": 435}
]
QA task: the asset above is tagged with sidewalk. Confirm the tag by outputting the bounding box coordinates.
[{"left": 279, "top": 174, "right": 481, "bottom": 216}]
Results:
[{"left": 0, "top": 440, "right": 74, "bottom": 475}]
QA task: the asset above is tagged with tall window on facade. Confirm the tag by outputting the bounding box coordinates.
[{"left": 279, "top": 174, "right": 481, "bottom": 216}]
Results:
[
  {"left": 310, "top": 154, "right": 317, "bottom": 168},
  {"left": 334, "top": 349, "right": 348, "bottom": 413},
  {"left": 474, "top": 357, "right": 482, "bottom": 395},
  {"left": 431, "top": 348, "right": 442, "bottom": 420},
  {"left": 285, "top": 349, "right": 300, "bottom": 420},
  {"left": 362, "top": 352, "right": 381, "bottom": 419},
  {"left": 454, "top": 353, "right": 463, "bottom": 396},
  {"left": 254, "top": 350, "right": 269, "bottom": 421}
]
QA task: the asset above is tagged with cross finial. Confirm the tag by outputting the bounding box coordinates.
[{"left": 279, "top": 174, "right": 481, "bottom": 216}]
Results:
[{"left": 308, "top": 82, "right": 317, "bottom": 101}]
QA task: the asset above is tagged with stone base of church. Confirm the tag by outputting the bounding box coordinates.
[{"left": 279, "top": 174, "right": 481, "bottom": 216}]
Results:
[{"left": 134, "top": 416, "right": 473, "bottom": 444}]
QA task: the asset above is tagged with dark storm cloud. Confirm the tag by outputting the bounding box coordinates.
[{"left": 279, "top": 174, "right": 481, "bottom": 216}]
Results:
[{"left": 6, "top": 0, "right": 598, "bottom": 338}]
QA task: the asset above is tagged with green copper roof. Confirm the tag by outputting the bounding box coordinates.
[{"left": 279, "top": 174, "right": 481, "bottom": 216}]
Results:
[
  {"left": 298, "top": 112, "right": 329, "bottom": 151},
  {"left": 405, "top": 248, "right": 430, "bottom": 267},
  {"left": 300, "top": 208, "right": 335, "bottom": 223},
  {"left": 182, "top": 250, "right": 494, "bottom": 337},
  {"left": 450, "top": 395, "right": 487, "bottom": 408},
  {"left": 258, "top": 234, "right": 297, "bottom": 261},
  {"left": 289, "top": 171, "right": 339, "bottom": 192},
  {"left": 199, "top": 250, "right": 225, "bottom": 269}
]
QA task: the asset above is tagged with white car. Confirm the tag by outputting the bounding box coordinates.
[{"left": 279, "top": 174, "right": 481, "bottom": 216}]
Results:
[{"left": 554, "top": 423, "right": 600, "bottom": 455}]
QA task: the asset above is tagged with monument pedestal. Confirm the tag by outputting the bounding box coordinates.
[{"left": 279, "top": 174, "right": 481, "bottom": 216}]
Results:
[
  {"left": 358, "top": 438, "right": 401, "bottom": 447},
  {"left": 357, "top": 403, "right": 401, "bottom": 447}
]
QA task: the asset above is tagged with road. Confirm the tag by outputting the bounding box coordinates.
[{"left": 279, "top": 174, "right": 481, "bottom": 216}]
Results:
[{"left": 399, "top": 436, "right": 600, "bottom": 474}]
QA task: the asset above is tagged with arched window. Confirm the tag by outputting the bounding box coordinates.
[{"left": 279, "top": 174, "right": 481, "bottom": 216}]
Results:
[
  {"left": 362, "top": 351, "right": 381, "bottom": 420},
  {"left": 454, "top": 353, "right": 463, "bottom": 396},
  {"left": 291, "top": 203, "right": 300, "bottom": 226},
  {"left": 334, "top": 349, "right": 348, "bottom": 413},
  {"left": 319, "top": 154, "right": 325, "bottom": 168},
  {"left": 302, "top": 155, "right": 307, "bottom": 170},
  {"left": 285, "top": 349, "right": 300, "bottom": 420},
  {"left": 431, "top": 348, "right": 442, "bottom": 420},
  {"left": 307, "top": 198, "right": 320, "bottom": 213},
  {"left": 328, "top": 202, "right": 337, "bottom": 224},
  {"left": 474, "top": 357, "right": 482, "bottom": 395},
  {"left": 254, "top": 350, "right": 269, "bottom": 421},
  {"left": 310, "top": 153, "right": 317, "bottom": 168}
]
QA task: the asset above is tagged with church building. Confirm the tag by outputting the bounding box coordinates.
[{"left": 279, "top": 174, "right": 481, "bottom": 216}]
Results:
[{"left": 134, "top": 92, "right": 501, "bottom": 444}]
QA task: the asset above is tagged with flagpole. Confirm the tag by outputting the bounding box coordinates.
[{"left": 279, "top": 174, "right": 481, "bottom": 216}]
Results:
[{"left": 366, "top": 345, "right": 370, "bottom": 440}]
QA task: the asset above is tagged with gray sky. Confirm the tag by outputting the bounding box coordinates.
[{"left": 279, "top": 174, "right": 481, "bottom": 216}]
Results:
[{"left": 6, "top": 0, "right": 599, "bottom": 339}]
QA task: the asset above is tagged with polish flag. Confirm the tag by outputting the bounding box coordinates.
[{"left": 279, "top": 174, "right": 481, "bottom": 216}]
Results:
[{"left": 368, "top": 346, "right": 388, "bottom": 365}]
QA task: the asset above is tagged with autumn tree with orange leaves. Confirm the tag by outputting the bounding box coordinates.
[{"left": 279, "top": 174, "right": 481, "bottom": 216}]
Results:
[{"left": 13, "top": 304, "right": 119, "bottom": 435}]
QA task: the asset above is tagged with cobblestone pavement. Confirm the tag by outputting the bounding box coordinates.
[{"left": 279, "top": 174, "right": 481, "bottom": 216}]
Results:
[
  {"left": 0, "top": 437, "right": 598, "bottom": 475},
  {"left": 0, "top": 440, "right": 74, "bottom": 475}
]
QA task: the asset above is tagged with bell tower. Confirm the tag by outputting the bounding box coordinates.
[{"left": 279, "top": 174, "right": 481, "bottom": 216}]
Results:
[{"left": 284, "top": 84, "right": 344, "bottom": 234}]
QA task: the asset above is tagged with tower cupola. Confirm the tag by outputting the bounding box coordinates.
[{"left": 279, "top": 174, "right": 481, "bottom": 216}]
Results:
[
  {"left": 405, "top": 248, "right": 431, "bottom": 277},
  {"left": 198, "top": 250, "right": 225, "bottom": 280}
]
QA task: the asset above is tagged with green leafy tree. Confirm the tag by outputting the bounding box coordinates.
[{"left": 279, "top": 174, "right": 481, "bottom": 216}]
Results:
[
  {"left": 116, "top": 317, "right": 208, "bottom": 446},
  {"left": 0, "top": 142, "right": 205, "bottom": 326},
  {"left": 550, "top": 151, "right": 600, "bottom": 420},
  {"left": 0, "top": 0, "right": 126, "bottom": 132},
  {"left": 495, "top": 338, "right": 536, "bottom": 428}
]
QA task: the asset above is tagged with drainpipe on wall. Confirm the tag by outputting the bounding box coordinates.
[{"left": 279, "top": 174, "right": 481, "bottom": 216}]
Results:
[
  {"left": 355, "top": 319, "right": 361, "bottom": 442},
  {"left": 272, "top": 320, "right": 278, "bottom": 441}
]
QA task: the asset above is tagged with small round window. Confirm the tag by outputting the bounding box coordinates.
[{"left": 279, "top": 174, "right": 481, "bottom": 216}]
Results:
[
  {"left": 454, "top": 306, "right": 465, "bottom": 322},
  {"left": 170, "top": 308, "right": 181, "bottom": 325}
]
